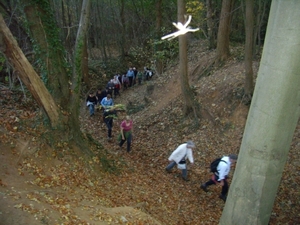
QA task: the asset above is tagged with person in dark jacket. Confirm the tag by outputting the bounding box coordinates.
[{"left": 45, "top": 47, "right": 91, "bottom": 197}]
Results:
[
  {"left": 86, "top": 91, "right": 97, "bottom": 116},
  {"left": 96, "top": 88, "right": 105, "bottom": 105},
  {"left": 106, "top": 79, "right": 115, "bottom": 96}
]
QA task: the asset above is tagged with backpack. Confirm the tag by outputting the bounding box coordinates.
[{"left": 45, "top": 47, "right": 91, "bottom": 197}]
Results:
[{"left": 210, "top": 157, "right": 227, "bottom": 173}]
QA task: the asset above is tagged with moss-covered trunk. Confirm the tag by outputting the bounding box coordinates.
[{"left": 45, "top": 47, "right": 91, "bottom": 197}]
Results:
[{"left": 0, "top": 14, "right": 60, "bottom": 128}]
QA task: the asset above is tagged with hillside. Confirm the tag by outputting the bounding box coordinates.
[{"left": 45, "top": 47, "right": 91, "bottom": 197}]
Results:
[{"left": 0, "top": 41, "right": 299, "bottom": 225}]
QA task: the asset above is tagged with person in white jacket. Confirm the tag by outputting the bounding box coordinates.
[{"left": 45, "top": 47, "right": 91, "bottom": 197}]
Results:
[
  {"left": 165, "top": 141, "right": 195, "bottom": 181},
  {"left": 200, "top": 154, "right": 238, "bottom": 202}
]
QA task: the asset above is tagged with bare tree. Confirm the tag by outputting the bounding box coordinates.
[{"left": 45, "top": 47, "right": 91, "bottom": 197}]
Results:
[
  {"left": 177, "top": 0, "right": 200, "bottom": 119},
  {"left": 77, "top": 0, "right": 91, "bottom": 86},
  {"left": 244, "top": 0, "right": 254, "bottom": 100},
  {"left": 220, "top": 1, "right": 300, "bottom": 224},
  {"left": 1, "top": 0, "right": 92, "bottom": 153},
  {"left": 0, "top": 14, "right": 60, "bottom": 127},
  {"left": 206, "top": 0, "right": 216, "bottom": 49},
  {"left": 215, "top": 0, "right": 234, "bottom": 62}
]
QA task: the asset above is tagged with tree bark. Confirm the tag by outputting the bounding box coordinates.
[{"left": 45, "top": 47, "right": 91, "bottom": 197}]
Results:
[
  {"left": 69, "top": 0, "right": 91, "bottom": 141},
  {"left": 154, "top": 0, "right": 163, "bottom": 75},
  {"left": 206, "top": 0, "right": 216, "bottom": 49},
  {"left": 216, "top": 0, "right": 234, "bottom": 62},
  {"left": 22, "top": 1, "right": 70, "bottom": 108},
  {"left": 244, "top": 0, "right": 254, "bottom": 98},
  {"left": 220, "top": 1, "right": 300, "bottom": 224},
  {"left": 0, "top": 14, "right": 60, "bottom": 127},
  {"left": 177, "top": 0, "right": 200, "bottom": 119}
]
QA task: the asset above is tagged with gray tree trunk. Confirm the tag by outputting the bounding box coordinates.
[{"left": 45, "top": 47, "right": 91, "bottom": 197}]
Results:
[{"left": 220, "top": 1, "right": 300, "bottom": 224}]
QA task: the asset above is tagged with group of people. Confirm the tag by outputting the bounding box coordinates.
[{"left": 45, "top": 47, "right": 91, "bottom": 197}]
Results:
[
  {"left": 86, "top": 89, "right": 133, "bottom": 152},
  {"left": 104, "top": 67, "right": 155, "bottom": 98},
  {"left": 88, "top": 68, "right": 237, "bottom": 202},
  {"left": 165, "top": 141, "right": 238, "bottom": 202}
]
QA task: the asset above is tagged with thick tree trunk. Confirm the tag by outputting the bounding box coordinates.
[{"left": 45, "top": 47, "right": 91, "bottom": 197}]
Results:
[
  {"left": 22, "top": 1, "right": 70, "bottom": 108},
  {"left": 0, "top": 14, "right": 60, "bottom": 127},
  {"left": 216, "top": 0, "right": 234, "bottom": 62},
  {"left": 69, "top": 0, "right": 91, "bottom": 143},
  {"left": 220, "top": 1, "right": 300, "bottom": 224},
  {"left": 244, "top": 0, "right": 254, "bottom": 98}
]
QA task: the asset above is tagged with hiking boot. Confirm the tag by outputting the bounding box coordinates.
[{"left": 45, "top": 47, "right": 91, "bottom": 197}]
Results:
[
  {"left": 200, "top": 184, "right": 208, "bottom": 192},
  {"left": 165, "top": 168, "right": 171, "bottom": 173},
  {"left": 219, "top": 194, "right": 227, "bottom": 202},
  {"left": 182, "top": 177, "right": 190, "bottom": 182}
]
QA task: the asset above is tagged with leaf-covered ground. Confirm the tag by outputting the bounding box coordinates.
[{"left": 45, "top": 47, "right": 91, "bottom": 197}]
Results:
[{"left": 0, "top": 41, "right": 299, "bottom": 225}]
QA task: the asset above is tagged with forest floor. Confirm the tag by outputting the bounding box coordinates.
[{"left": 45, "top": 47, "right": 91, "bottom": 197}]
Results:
[{"left": 0, "top": 40, "right": 299, "bottom": 225}]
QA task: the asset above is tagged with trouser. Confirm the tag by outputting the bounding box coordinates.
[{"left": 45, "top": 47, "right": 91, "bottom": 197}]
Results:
[
  {"left": 104, "top": 118, "right": 113, "bottom": 138},
  {"left": 88, "top": 104, "right": 95, "bottom": 115},
  {"left": 165, "top": 161, "right": 188, "bottom": 179},
  {"left": 114, "top": 87, "right": 120, "bottom": 97},
  {"left": 204, "top": 174, "right": 229, "bottom": 196},
  {"left": 138, "top": 78, "right": 142, "bottom": 85},
  {"left": 119, "top": 132, "right": 132, "bottom": 152},
  {"left": 128, "top": 77, "right": 133, "bottom": 87}
]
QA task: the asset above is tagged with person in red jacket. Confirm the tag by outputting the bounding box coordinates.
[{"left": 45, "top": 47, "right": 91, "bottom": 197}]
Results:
[{"left": 118, "top": 115, "right": 133, "bottom": 153}]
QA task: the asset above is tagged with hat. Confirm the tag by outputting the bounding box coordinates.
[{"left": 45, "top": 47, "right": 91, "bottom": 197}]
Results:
[
  {"left": 229, "top": 154, "right": 238, "bottom": 160},
  {"left": 186, "top": 141, "right": 195, "bottom": 148}
]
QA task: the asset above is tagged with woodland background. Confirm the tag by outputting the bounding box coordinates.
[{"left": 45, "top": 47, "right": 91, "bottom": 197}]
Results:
[{"left": 1, "top": 0, "right": 300, "bottom": 225}]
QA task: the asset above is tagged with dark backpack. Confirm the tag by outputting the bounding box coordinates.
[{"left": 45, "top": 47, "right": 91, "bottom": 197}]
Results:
[{"left": 210, "top": 157, "right": 227, "bottom": 173}]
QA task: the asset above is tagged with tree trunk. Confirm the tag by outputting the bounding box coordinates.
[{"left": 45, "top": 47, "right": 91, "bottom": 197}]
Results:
[
  {"left": 220, "top": 1, "right": 300, "bottom": 224},
  {"left": 253, "top": 0, "right": 269, "bottom": 56},
  {"left": 119, "top": 0, "right": 126, "bottom": 59},
  {"left": 82, "top": 35, "right": 89, "bottom": 86},
  {"left": 177, "top": 0, "right": 200, "bottom": 119},
  {"left": 22, "top": 1, "right": 70, "bottom": 108},
  {"left": 69, "top": 0, "right": 91, "bottom": 142},
  {"left": 206, "top": 0, "right": 216, "bottom": 49},
  {"left": 216, "top": 0, "right": 234, "bottom": 62},
  {"left": 154, "top": 0, "right": 163, "bottom": 75},
  {"left": 244, "top": 0, "right": 254, "bottom": 98},
  {"left": 0, "top": 14, "right": 60, "bottom": 127}
]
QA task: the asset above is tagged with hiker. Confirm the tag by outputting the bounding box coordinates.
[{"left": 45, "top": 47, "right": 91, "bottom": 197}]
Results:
[
  {"left": 121, "top": 74, "right": 129, "bottom": 90},
  {"left": 132, "top": 67, "right": 138, "bottom": 86},
  {"left": 118, "top": 115, "right": 133, "bottom": 153},
  {"left": 200, "top": 154, "right": 238, "bottom": 202},
  {"left": 165, "top": 141, "right": 195, "bottom": 181},
  {"left": 101, "top": 94, "right": 115, "bottom": 140},
  {"left": 106, "top": 79, "right": 115, "bottom": 96},
  {"left": 100, "top": 94, "right": 114, "bottom": 110},
  {"left": 96, "top": 88, "right": 106, "bottom": 105},
  {"left": 112, "top": 75, "right": 121, "bottom": 98},
  {"left": 126, "top": 67, "right": 135, "bottom": 87},
  {"left": 86, "top": 91, "right": 97, "bottom": 116},
  {"left": 103, "top": 108, "right": 116, "bottom": 141},
  {"left": 137, "top": 70, "right": 143, "bottom": 85},
  {"left": 144, "top": 67, "right": 154, "bottom": 81}
]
